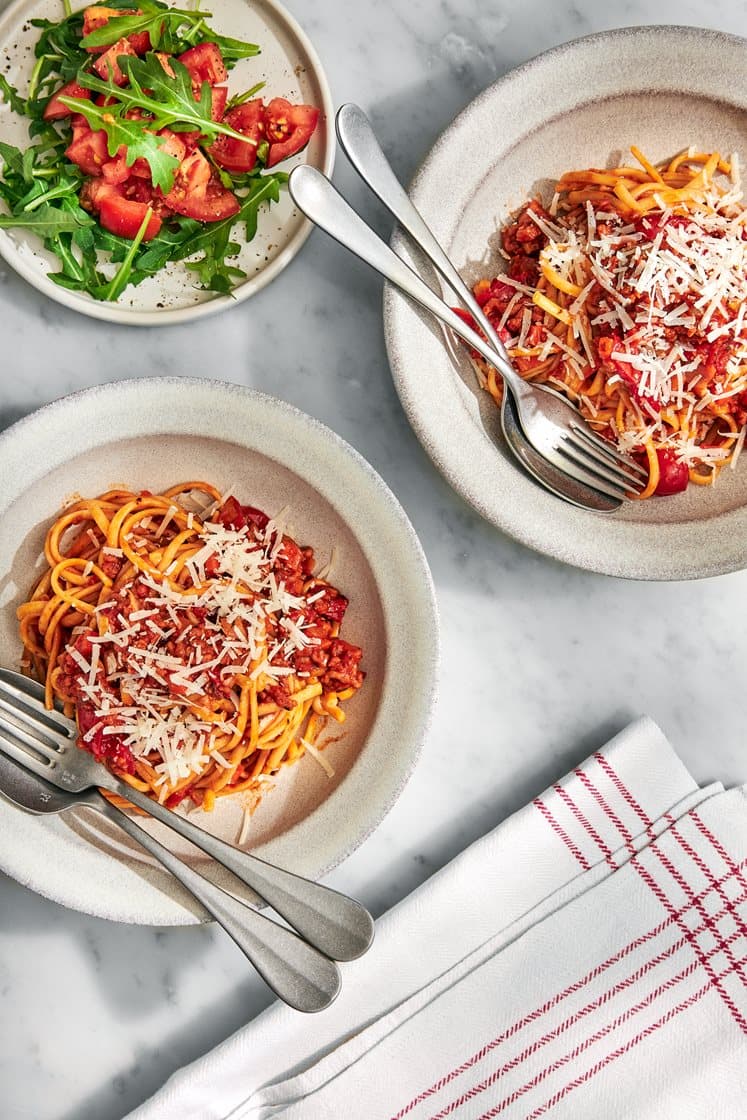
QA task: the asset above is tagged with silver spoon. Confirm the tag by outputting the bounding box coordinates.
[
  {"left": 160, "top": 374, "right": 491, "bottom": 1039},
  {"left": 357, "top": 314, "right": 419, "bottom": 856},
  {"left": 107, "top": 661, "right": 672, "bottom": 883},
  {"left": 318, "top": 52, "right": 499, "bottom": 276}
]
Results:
[{"left": 0, "top": 747, "right": 341, "bottom": 1012}]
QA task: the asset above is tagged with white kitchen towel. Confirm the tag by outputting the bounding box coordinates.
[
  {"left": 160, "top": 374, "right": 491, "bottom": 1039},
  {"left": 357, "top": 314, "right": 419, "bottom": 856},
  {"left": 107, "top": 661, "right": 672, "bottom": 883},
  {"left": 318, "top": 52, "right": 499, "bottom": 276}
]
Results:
[{"left": 127, "top": 717, "right": 746, "bottom": 1119}]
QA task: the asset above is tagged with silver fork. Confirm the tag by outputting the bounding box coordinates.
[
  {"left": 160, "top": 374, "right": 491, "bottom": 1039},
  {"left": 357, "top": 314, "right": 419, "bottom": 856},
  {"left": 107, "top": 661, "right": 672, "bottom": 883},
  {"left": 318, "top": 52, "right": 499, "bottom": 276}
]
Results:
[
  {"left": 0, "top": 669, "right": 374, "bottom": 964},
  {"left": 0, "top": 745, "right": 341, "bottom": 1012},
  {"left": 289, "top": 114, "right": 648, "bottom": 503}
]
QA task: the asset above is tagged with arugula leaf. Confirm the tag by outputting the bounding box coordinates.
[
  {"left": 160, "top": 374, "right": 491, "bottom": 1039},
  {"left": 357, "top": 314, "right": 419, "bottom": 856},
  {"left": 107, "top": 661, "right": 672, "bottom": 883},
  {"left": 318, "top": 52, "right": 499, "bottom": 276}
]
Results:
[
  {"left": 0, "top": 202, "right": 91, "bottom": 237},
  {"left": 77, "top": 54, "right": 257, "bottom": 146},
  {"left": 94, "top": 205, "right": 155, "bottom": 301},
  {"left": 0, "top": 142, "right": 25, "bottom": 178},
  {"left": 225, "top": 81, "right": 266, "bottom": 112},
  {"left": 59, "top": 95, "right": 181, "bottom": 193},
  {"left": 27, "top": 12, "right": 86, "bottom": 106},
  {"left": 0, "top": 75, "right": 27, "bottom": 115},
  {"left": 79, "top": 3, "right": 259, "bottom": 62},
  {"left": 206, "top": 33, "right": 261, "bottom": 65}
]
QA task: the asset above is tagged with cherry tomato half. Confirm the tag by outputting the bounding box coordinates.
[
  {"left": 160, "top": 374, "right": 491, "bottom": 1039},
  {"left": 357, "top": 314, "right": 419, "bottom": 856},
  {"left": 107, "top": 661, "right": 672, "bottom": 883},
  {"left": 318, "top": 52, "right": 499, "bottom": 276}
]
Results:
[
  {"left": 263, "top": 97, "right": 319, "bottom": 168},
  {"left": 653, "top": 449, "right": 689, "bottom": 496},
  {"left": 209, "top": 100, "right": 265, "bottom": 172}
]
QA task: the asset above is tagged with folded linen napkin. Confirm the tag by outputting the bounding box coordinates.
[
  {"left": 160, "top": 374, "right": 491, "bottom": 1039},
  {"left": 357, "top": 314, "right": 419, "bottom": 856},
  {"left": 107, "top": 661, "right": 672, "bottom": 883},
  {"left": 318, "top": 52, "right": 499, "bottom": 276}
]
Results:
[{"left": 127, "top": 718, "right": 747, "bottom": 1119}]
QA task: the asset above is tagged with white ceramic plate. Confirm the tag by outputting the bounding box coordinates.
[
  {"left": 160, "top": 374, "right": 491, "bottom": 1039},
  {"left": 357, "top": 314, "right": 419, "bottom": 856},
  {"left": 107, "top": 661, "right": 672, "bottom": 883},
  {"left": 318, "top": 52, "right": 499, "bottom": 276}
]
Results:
[
  {"left": 0, "top": 378, "right": 438, "bottom": 924},
  {"left": 384, "top": 26, "right": 747, "bottom": 581},
  {"left": 0, "top": 0, "right": 334, "bottom": 323}
]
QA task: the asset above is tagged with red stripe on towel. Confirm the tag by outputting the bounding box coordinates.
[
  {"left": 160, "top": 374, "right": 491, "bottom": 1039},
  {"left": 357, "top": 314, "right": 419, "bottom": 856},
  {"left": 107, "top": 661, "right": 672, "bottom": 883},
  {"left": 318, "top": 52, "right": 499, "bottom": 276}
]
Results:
[
  {"left": 532, "top": 798, "right": 591, "bottom": 871},
  {"left": 521, "top": 956, "right": 747, "bottom": 1118},
  {"left": 390, "top": 867, "right": 747, "bottom": 1119}
]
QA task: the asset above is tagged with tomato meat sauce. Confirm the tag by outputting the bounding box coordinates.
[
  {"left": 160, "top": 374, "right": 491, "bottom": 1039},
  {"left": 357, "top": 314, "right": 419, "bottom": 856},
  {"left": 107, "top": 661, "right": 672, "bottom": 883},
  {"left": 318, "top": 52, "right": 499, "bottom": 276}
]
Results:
[{"left": 54, "top": 495, "right": 364, "bottom": 791}]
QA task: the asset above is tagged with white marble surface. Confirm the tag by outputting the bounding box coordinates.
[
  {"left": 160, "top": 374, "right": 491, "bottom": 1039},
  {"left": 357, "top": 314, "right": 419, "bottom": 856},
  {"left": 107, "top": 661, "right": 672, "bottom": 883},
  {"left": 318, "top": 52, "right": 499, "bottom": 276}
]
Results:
[{"left": 1, "top": 1, "right": 746, "bottom": 1117}]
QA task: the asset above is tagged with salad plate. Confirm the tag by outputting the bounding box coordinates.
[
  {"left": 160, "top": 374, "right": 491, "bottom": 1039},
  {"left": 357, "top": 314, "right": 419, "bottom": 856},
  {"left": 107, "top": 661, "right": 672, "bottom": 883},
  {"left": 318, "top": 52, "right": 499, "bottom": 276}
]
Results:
[
  {"left": 0, "top": 0, "right": 334, "bottom": 323},
  {"left": 384, "top": 26, "right": 747, "bottom": 580},
  {"left": 0, "top": 378, "right": 438, "bottom": 924}
]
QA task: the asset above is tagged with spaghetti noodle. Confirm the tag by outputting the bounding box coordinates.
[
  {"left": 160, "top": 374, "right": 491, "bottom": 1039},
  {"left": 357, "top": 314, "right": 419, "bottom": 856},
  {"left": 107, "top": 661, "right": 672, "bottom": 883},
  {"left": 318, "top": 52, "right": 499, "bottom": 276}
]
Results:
[
  {"left": 461, "top": 146, "right": 747, "bottom": 497},
  {"left": 17, "top": 482, "right": 364, "bottom": 811}
]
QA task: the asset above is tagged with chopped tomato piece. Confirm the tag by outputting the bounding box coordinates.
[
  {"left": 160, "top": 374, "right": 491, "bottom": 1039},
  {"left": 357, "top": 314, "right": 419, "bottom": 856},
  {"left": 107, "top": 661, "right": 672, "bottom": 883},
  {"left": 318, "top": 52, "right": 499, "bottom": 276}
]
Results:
[
  {"left": 81, "top": 180, "right": 162, "bottom": 240},
  {"left": 698, "top": 338, "right": 732, "bottom": 383},
  {"left": 210, "top": 85, "right": 228, "bottom": 121},
  {"left": 76, "top": 702, "right": 136, "bottom": 774},
  {"left": 164, "top": 149, "right": 239, "bottom": 222},
  {"left": 43, "top": 79, "right": 91, "bottom": 120},
  {"left": 165, "top": 785, "right": 193, "bottom": 809},
  {"left": 101, "top": 151, "right": 130, "bottom": 184},
  {"left": 177, "top": 42, "right": 228, "bottom": 87},
  {"left": 209, "top": 99, "right": 264, "bottom": 172},
  {"left": 100, "top": 193, "right": 162, "bottom": 241},
  {"left": 312, "top": 587, "right": 349, "bottom": 624},
  {"left": 507, "top": 255, "right": 538, "bottom": 285},
  {"left": 263, "top": 98, "right": 319, "bottom": 167},
  {"left": 653, "top": 449, "right": 689, "bottom": 496},
  {"left": 217, "top": 495, "right": 246, "bottom": 529},
  {"left": 83, "top": 6, "right": 151, "bottom": 55},
  {"left": 452, "top": 307, "right": 477, "bottom": 332},
  {"left": 93, "top": 37, "right": 137, "bottom": 85},
  {"left": 243, "top": 505, "right": 270, "bottom": 530},
  {"left": 323, "top": 639, "right": 364, "bottom": 691},
  {"left": 216, "top": 498, "right": 272, "bottom": 531},
  {"left": 65, "top": 122, "right": 110, "bottom": 176}
]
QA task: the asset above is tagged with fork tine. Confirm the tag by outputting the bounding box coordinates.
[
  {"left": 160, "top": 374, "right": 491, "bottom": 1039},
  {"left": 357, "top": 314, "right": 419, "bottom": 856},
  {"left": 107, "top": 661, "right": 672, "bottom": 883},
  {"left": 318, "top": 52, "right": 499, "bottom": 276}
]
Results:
[
  {"left": 550, "top": 447, "right": 631, "bottom": 501},
  {"left": 561, "top": 435, "right": 645, "bottom": 490},
  {"left": 0, "top": 694, "right": 64, "bottom": 754},
  {"left": 0, "top": 723, "right": 58, "bottom": 776},
  {"left": 557, "top": 442, "right": 636, "bottom": 498},
  {"left": 0, "top": 670, "right": 75, "bottom": 740},
  {"left": 569, "top": 424, "right": 649, "bottom": 479}
]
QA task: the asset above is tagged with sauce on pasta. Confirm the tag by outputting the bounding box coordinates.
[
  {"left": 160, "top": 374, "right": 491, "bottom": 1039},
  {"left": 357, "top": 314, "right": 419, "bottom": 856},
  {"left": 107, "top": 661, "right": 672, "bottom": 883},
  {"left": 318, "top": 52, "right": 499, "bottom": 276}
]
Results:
[
  {"left": 17, "top": 483, "right": 364, "bottom": 813},
  {"left": 460, "top": 147, "right": 747, "bottom": 497}
]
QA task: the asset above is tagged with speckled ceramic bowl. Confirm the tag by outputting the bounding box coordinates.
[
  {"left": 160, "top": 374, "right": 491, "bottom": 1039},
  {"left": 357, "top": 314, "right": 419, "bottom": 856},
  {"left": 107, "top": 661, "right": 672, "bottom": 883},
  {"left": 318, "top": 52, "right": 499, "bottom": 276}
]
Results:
[
  {"left": 0, "top": 0, "right": 334, "bottom": 324},
  {"left": 384, "top": 26, "right": 747, "bottom": 580},
  {"left": 0, "top": 378, "right": 438, "bottom": 924}
]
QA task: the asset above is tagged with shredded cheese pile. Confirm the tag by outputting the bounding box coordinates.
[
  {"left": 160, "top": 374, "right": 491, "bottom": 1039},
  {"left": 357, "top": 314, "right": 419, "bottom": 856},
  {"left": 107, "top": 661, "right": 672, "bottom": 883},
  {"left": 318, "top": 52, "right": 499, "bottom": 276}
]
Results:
[
  {"left": 472, "top": 147, "right": 747, "bottom": 492},
  {"left": 73, "top": 509, "right": 322, "bottom": 789}
]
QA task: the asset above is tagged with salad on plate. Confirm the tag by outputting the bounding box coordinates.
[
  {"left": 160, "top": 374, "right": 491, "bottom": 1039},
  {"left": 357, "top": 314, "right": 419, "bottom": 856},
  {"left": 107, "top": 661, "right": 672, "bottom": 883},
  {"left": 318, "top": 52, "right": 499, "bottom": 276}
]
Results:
[{"left": 0, "top": 0, "right": 320, "bottom": 300}]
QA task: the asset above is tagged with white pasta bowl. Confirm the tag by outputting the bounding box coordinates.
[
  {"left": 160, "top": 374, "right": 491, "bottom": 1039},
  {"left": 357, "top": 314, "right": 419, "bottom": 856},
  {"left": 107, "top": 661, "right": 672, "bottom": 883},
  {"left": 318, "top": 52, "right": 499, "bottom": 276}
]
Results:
[
  {"left": 0, "top": 378, "right": 438, "bottom": 924},
  {"left": 384, "top": 26, "right": 747, "bottom": 580}
]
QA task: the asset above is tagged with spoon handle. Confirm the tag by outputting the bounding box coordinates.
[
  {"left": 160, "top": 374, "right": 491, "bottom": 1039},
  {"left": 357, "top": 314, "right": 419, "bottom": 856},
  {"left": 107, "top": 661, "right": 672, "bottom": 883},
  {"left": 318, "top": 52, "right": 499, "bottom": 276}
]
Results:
[
  {"left": 90, "top": 793, "right": 341, "bottom": 1012},
  {"left": 98, "top": 774, "right": 373, "bottom": 963},
  {"left": 288, "top": 164, "right": 520, "bottom": 388},
  {"left": 335, "top": 103, "right": 518, "bottom": 381}
]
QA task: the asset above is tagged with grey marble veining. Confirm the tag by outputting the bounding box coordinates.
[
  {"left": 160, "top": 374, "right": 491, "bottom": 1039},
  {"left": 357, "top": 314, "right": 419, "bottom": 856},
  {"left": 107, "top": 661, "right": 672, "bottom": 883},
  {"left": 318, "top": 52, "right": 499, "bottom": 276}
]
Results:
[{"left": 1, "top": 1, "right": 747, "bottom": 1118}]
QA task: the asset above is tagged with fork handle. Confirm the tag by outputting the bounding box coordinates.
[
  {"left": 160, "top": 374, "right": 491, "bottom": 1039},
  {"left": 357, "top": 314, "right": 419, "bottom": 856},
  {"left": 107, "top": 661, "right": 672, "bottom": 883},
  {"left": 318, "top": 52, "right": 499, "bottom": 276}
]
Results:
[
  {"left": 287, "top": 164, "right": 523, "bottom": 394},
  {"left": 90, "top": 793, "right": 341, "bottom": 1012},
  {"left": 335, "top": 103, "right": 517, "bottom": 375},
  {"left": 100, "top": 777, "right": 373, "bottom": 963}
]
